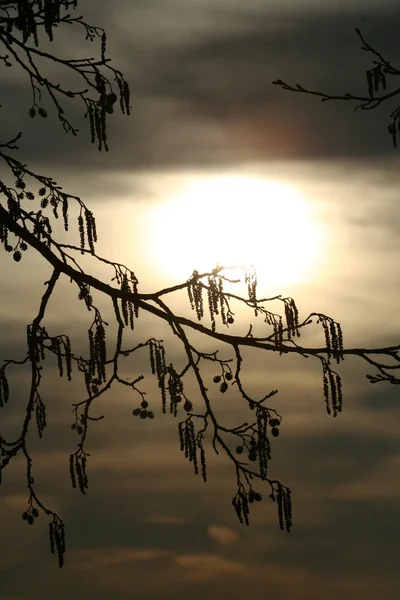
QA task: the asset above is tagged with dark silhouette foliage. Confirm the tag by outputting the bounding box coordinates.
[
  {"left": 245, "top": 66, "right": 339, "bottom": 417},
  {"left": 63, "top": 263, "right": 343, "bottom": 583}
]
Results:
[{"left": 0, "top": 4, "right": 399, "bottom": 568}]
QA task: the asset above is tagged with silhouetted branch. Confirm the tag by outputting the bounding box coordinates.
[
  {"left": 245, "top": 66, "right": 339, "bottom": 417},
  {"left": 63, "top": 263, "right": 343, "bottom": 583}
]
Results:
[
  {"left": 273, "top": 27, "right": 400, "bottom": 146},
  {"left": 1, "top": 4, "right": 399, "bottom": 568}
]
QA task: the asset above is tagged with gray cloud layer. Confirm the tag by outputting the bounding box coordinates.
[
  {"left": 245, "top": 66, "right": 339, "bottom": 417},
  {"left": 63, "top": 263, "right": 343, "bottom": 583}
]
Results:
[{"left": 4, "top": 4, "right": 400, "bottom": 174}]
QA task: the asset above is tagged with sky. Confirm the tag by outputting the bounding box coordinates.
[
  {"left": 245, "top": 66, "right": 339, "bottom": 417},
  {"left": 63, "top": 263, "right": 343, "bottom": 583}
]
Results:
[{"left": 2, "top": 1, "right": 400, "bottom": 598}]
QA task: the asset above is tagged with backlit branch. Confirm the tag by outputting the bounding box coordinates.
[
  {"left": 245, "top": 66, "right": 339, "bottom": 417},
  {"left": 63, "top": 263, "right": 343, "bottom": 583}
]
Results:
[
  {"left": 1, "top": 4, "right": 399, "bottom": 569},
  {"left": 273, "top": 27, "right": 400, "bottom": 146}
]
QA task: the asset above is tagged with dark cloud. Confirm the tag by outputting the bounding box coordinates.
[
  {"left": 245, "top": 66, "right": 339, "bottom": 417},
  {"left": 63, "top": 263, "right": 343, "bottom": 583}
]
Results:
[
  {"left": 266, "top": 497, "right": 400, "bottom": 578},
  {"left": 139, "top": 8, "right": 400, "bottom": 161},
  {"left": 357, "top": 386, "right": 400, "bottom": 413},
  {"left": 281, "top": 428, "right": 400, "bottom": 484},
  {"left": 4, "top": 4, "right": 400, "bottom": 175}
]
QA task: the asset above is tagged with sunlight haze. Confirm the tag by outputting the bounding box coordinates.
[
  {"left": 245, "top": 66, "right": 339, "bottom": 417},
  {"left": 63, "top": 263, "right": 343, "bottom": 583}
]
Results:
[{"left": 149, "top": 175, "right": 323, "bottom": 286}]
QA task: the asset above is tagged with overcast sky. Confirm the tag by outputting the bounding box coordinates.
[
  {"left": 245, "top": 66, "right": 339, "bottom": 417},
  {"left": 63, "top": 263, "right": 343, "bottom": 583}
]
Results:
[{"left": 2, "top": 1, "right": 400, "bottom": 599}]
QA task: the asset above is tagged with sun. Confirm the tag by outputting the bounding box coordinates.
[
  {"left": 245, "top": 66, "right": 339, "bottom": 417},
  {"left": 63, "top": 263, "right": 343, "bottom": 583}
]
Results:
[{"left": 148, "top": 176, "right": 322, "bottom": 287}]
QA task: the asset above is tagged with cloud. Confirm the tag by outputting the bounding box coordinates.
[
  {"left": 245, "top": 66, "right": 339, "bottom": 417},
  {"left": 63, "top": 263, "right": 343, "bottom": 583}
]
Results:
[
  {"left": 329, "top": 453, "right": 400, "bottom": 501},
  {"left": 71, "top": 545, "right": 172, "bottom": 572},
  {"left": 207, "top": 525, "right": 238, "bottom": 546},
  {"left": 174, "top": 553, "right": 247, "bottom": 580},
  {"left": 144, "top": 515, "right": 190, "bottom": 525},
  {"left": 5, "top": 4, "right": 400, "bottom": 176},
  {"left": 3, "top": 5, "right": 400, "bottom": 599}
]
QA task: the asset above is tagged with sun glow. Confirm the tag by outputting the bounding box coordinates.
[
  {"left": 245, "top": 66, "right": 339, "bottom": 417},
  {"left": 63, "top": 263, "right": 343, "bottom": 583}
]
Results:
[{"left": 150, "top": 176, "right": 322, "bottom": 286}]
